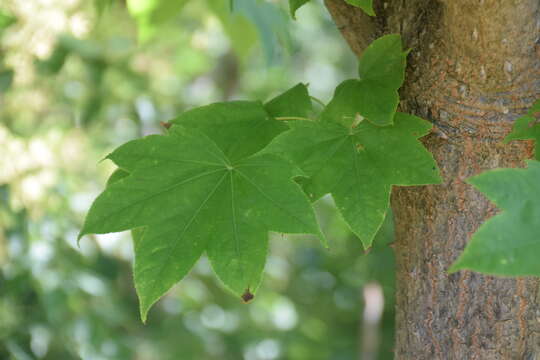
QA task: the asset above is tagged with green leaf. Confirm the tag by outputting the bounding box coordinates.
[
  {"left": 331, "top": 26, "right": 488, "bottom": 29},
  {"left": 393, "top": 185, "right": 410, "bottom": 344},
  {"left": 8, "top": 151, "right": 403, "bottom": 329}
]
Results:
[
  {"left": 94, "top": 0, "right": 114, "bottom": 15},
  {"left": 0, "top": 10, "right": 16, "bottom": 32},
  {"left": 345, "top": 0, "right": 375, "bottom": 16},
  {"left": 504, "top": 99, "right": 540, "bottom": 160},
  {"left": 0, "top": 69, "right": 14, "bottom": 92},
  {"left": 106, "top": 168, "right": 130, "bottom": 186},
  {"left": 321, "top": 34, "right": 407, "bottom": 126},
  {"left": 289, "top": 0, "right": 374, "bottom": 18},
  {"left": 264, "top": 83, "right": 312, "bottom": 118},
  {"left": 449, "top": 160, "right": 540, "bottom": 276},
  {"left": 170, "top": 101, "right": 288, "bottom": 162},
  {"left": 265, "top": 112, "right": 441, "bottom": 248},
  {"left": 80, "top": 114, "right": 322, "bottom": 322},
  {"left": 127, "top": 0, "right": 189, "bottom": 42},
  {"left": 35, "top": 43, "right": 70, "bottom": 75},
  {"left": 232, "top": 0, "right": 291, "bottom": 64},
  {"left": 289, "top": 0, "right": 310, "bottom": 19},
  {"left": 206, "top": 0, "right": 259, "bottom": 59}
]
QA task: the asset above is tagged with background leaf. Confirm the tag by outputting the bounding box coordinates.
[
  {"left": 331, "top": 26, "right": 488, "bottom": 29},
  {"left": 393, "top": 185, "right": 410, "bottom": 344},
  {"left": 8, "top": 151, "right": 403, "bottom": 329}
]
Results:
[
  {"left": 450, "top": 160, "right": 540, "bottom": 276},
  {"left": 232, "top": 0, "right": 292, "bottom": 65},
  {"left": 127, "top": 0, "right": 189, "bottom": 42},
  {"left": 504, "top": 99, "right": 540, "bottom": 160},
  {"left": 344, "top": 0, "right": 375, "bottom": 16},
  {"left": 0, "top": 69, "right": 13, "bottom": 92},
  {"left": 290, "top": 0, "right": 375, "bottom": 18},
  {"left": 289, "top": 0, "right": 311, "bottom": 19},
  {"left": 206, "top": 0, "right": 259, "bottom": 59}
]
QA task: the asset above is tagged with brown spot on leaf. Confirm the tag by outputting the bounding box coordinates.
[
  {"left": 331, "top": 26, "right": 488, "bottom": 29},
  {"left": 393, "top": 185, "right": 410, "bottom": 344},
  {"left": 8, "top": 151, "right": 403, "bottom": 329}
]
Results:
[
  {"left": 241, "top": 289, "right": 254, "bottom": 303},
  {"left": 160, "top": 121, "right": 172, "bottom": 129}
]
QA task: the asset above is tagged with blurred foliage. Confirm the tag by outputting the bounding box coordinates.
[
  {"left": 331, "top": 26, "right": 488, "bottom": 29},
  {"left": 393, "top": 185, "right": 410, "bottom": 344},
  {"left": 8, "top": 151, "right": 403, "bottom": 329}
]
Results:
[
  {"left": 0, "top": 0, "right": 395, "bottom": 359},
  {"left": 127, "top": 0, "right": 291, "bottom": 64}
]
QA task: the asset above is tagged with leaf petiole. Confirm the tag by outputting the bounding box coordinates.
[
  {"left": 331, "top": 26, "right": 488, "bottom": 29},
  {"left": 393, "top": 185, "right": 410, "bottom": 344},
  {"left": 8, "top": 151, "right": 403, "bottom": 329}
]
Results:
[{"left": 274, "top": 116, "right": 312, "bottom": 121}]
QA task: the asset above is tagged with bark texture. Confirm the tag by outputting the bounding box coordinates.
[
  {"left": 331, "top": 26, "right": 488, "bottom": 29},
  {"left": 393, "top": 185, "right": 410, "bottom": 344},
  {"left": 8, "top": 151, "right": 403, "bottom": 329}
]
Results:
[{"left": 326, "top": 0, "right": 540, "bottom": 358}]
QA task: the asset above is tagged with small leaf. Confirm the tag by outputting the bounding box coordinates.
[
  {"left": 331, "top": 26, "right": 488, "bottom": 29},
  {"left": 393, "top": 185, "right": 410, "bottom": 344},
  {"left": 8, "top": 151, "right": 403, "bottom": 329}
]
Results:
[
  {"left": 321, "top": 34, "right": 407, "bottom": 126},
  {"left": 265, "top": 112, "right": 441, "bottom": 248},
  {"left": 81, "top": 112, "right": 323, "bottom": 322},
  {"left": 289, "top": 0, "right": 310, "bottom": 19},
  {"left": 344, "top": 0, "right": 375, "bottom": 16},
  {"left": 264, "top": 83, "right": 312, "bottom": 118},
  {"left": 449, "top": 160, "right": 540, "bottom": 276},
  {"left": 504, "top": 99, "right": 540, "bottom": 160}
]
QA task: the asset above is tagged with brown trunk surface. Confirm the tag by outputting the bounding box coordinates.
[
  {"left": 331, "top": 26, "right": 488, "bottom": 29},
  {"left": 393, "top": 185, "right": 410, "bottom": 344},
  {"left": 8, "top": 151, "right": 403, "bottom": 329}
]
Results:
[{"left": 325, "top": 0, "right": 540, "bottom": 358}]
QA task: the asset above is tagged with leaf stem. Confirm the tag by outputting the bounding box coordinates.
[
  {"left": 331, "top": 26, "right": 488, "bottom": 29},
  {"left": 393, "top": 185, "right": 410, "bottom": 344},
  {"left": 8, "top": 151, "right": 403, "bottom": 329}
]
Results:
[
  {"left": 274, "top": 116, "right": 312, "bottom": 121},
  {"left": 310, "top": 96, "right": 326, "bottom": 108}
]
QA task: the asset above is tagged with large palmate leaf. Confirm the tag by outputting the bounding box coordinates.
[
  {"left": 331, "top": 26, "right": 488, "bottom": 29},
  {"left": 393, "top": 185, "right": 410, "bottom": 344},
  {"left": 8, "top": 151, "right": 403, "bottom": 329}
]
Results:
[
  {"left": 450, "top": 160, "right": 540, "bottom": 276},
  {"left": 79, "top": 101, "right": 323, "bottom": 322},
  {"left": 321, "top": 34, "right": 408, "bottom": 126},
  {"left": 265, "top": 112, "right": 441, "bottom": 248},
  {"left": 505, "top": 99, "right": 540, "bottom": 160}
]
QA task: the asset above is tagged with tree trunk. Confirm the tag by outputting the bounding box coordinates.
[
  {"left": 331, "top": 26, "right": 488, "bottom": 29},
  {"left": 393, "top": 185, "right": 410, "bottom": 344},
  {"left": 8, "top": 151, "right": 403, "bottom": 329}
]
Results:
[{"left": 325, "top": 0, "right": 540, "bottom": 358}]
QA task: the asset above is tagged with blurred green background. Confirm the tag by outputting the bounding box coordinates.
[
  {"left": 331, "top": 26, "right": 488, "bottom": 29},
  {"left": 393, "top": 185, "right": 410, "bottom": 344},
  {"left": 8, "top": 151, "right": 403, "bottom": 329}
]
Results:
[{"left": 0, "top": 1, "right": 396, "bottom": 359}]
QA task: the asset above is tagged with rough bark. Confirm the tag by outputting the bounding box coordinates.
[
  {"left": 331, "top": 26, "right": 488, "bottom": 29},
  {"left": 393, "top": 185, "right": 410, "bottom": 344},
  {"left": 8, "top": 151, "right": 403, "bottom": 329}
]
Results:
[{"left": 325, "top": 0, "right": 540, "bottom": 358}]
